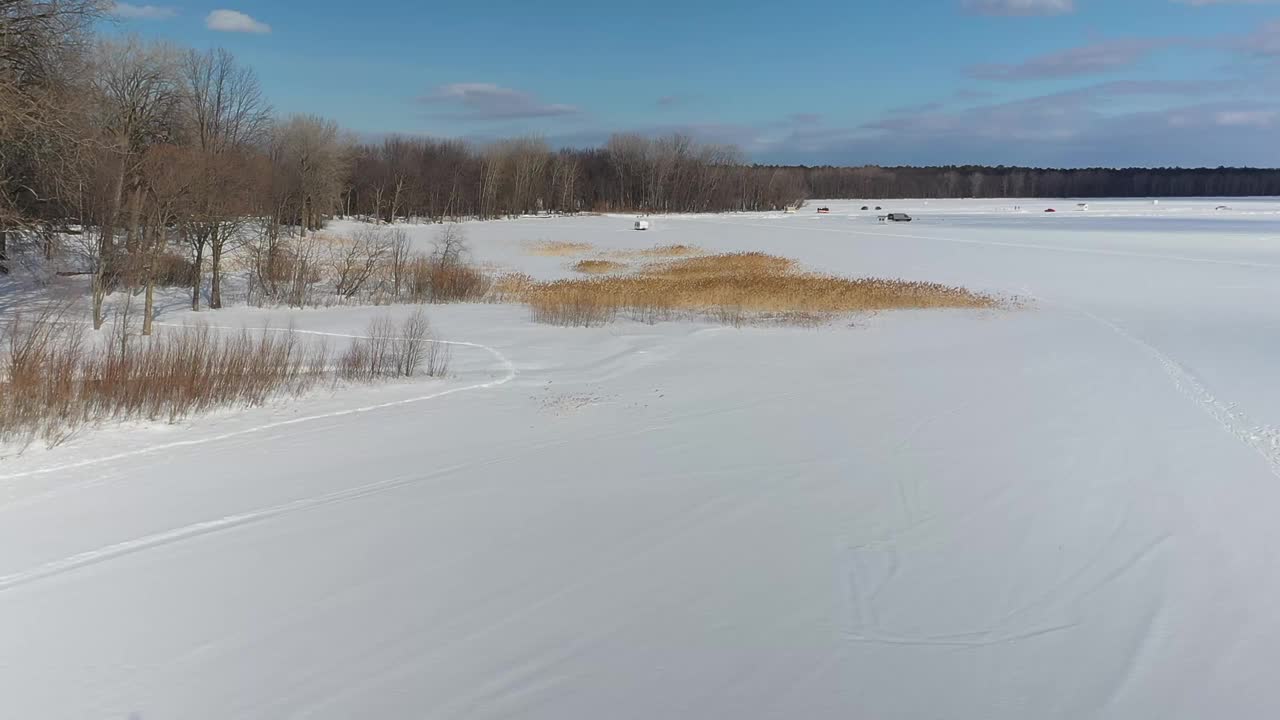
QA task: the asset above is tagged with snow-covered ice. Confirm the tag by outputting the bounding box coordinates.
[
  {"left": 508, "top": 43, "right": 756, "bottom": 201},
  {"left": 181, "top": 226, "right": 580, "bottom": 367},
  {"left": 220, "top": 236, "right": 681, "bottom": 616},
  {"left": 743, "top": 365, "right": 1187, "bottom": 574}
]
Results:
[{"left": 4, "top": 198, "right": 1280, "bottom": 718}]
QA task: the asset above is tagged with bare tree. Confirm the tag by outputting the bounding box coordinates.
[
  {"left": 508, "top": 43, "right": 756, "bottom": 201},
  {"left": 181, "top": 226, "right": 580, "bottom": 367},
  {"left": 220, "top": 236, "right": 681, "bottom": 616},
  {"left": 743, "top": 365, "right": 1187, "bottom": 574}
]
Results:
[
  {"left": 274, "top": 115, "right": 349, "bottom": 235},
  {"left": 177, "top": 47, "right": 270, "bottom": 309},
  {"left": 86, "top": 37, "right": 180, "bottom": 326}
]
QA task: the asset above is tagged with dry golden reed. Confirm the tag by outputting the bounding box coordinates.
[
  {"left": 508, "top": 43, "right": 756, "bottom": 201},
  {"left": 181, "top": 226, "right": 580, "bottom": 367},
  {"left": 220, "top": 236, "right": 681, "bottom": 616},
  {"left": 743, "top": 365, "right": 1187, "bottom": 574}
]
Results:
[
  {"left": 518, "top": 251, "right": 998, "bottom": 327},
  {"left": 525, "top": 240, "right": 595, "bottom": 256},
  {"left": 572, "top": 259, "right": 627, "bottom": 274},
  {"left": 611, "top": 244, "right": 702, "bottom": 259}
]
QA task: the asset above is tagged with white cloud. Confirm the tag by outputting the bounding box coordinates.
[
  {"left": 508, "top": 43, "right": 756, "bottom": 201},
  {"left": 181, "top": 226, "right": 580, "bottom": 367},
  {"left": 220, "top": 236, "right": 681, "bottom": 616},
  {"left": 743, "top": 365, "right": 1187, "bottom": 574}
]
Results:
[
  {"left": 962, "top": 0, "right": 1076, "bottom": 15},
  {"left": 205, "top": 9, "right": 271, "bottom": 34},
  {"left": 111, "top": 2, "right": 177, "bottom": 19}
]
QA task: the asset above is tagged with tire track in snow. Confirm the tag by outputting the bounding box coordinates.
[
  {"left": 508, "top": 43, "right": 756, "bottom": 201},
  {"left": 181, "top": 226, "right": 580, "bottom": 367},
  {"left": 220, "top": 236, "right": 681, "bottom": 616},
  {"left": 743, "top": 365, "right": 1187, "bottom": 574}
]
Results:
[
  {"left": 1071, "top": 307, "right": 1280, "bottom": 480},
  {"left": 0, "top": 464, "right": 478, "bottom": 592},
  {"left": 712, "top": 214, "right": 1280, "bottom": 478},
  {"left": 0, "top": 325, "right": 517, "bottom": 483}
]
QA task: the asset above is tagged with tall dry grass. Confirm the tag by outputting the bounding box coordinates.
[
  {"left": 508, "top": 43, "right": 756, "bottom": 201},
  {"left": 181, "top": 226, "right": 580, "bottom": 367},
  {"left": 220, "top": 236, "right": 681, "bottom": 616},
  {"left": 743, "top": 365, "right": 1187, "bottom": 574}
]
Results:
[
  {"left": 0, "top": 307, "right": 451, "bottom": 448},
  {"left": 519, "top": 252, "right": 998, "bottom": 327},
  {"left": 572, "top": 259, "right": 627, "bottom": 274},
  {"left": 612, "top": 244, "right": 702, "bottom": 259},
  {"left": 525, "top": 240, "right": 595, "bottom": 257}
]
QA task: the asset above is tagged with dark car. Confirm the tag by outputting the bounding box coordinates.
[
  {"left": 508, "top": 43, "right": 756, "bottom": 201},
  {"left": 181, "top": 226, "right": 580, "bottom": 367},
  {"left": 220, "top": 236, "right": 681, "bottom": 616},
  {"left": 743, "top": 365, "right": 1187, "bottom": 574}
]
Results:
[
  {"left": 886, "top": 213, "right": 912, "bottom": 222},
  {"left": 861, "top": 205, "right": 870, "bottom": 211}
]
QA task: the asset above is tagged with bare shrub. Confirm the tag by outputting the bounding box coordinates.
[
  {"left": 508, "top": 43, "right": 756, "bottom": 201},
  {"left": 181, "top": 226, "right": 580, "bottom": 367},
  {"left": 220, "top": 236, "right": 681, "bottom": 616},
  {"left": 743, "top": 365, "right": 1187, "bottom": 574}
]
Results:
[
  {"left": 338, "top": 311, "right": 448, "bottom": 380},
  {"left": 386, "top": 228, "right": 412, "bottom": 298},
  {"left": 331, "top": 228, "right": 390, "bottom": 298}
]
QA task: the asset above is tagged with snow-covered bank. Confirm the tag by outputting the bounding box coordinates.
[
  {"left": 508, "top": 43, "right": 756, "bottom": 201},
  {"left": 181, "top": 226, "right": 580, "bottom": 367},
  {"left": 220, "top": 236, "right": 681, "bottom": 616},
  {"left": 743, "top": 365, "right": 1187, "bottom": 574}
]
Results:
[{"left": 4, "top": 198, "right": 1280, "bottom": 718}]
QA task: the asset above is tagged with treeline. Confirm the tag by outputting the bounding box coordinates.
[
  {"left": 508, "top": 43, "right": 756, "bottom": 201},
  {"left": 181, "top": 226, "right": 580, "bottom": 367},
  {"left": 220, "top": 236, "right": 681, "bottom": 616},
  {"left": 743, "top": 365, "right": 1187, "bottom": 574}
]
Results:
[
  {"left": 797, "top": 165, "right": 1280, "bottom": 199},
  {"left": 347, "top": 135, "right": 805, "bottom": 220}
]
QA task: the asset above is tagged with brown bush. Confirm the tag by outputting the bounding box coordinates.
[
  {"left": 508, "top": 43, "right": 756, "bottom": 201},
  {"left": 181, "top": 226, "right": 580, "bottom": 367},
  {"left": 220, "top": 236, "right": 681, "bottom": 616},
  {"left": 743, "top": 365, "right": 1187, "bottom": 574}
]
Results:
[
  {"left": 151, "top": 252, "right": 199, "bottom": 287},
  {"left": 406, "top": 254, "right": 492, "bottom": 303}
]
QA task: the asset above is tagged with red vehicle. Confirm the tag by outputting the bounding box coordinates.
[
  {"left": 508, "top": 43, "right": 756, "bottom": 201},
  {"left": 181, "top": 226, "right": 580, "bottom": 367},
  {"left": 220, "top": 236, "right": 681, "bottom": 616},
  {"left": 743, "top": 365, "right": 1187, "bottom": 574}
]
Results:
[
  {"left": 816, "top": 207, "right": 830, "bottom": 214},
  {"left": 1044, "top": 208, "right": 1057, "bottom": 213}
]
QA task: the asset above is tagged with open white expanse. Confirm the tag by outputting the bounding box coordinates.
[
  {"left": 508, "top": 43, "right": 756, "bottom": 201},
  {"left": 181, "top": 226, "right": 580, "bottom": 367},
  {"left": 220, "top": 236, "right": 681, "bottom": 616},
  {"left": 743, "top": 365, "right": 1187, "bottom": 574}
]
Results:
[{"left": 5, "top": 198, "right": 1280, "bottom": 718}]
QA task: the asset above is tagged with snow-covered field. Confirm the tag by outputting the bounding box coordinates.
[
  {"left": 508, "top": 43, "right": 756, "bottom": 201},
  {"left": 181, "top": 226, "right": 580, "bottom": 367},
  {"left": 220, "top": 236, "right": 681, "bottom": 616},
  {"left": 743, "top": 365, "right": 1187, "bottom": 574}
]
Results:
[{"left": 5, "top": 197, "right": 1280, "bottom": 718}]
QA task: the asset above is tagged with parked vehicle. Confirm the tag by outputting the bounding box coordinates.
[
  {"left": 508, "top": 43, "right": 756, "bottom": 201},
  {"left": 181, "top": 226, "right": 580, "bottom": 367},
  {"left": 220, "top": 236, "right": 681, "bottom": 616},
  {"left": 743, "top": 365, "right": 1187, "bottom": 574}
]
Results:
[
  {"left": 886, "top": 213, "right": 912, "bottom": 222},
  {"left": 861, "top": 205, "right": 870, "bottom": 211},
  {"left": 1044, "top": 208, "right": 1056, "bottom": 213},
  {"left": 816, "top": 207, "right": 830, "bottom": 214},
  {"left": 875, "top": 206, "right": 883, "bottom": 210}
]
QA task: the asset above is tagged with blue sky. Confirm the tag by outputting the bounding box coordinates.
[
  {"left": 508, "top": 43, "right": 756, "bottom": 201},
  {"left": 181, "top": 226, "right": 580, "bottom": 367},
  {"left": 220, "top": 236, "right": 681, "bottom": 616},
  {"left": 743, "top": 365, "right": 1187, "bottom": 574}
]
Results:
[{"left": 108, "top": 0, "right": 1280, "bottom": 167}]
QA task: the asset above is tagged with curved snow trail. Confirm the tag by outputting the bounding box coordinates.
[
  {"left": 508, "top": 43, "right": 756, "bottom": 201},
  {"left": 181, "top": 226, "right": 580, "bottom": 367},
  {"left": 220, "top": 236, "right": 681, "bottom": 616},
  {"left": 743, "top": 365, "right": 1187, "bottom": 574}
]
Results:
[{"left": 0, "top": 325, "right": 517, "bottom": 483}]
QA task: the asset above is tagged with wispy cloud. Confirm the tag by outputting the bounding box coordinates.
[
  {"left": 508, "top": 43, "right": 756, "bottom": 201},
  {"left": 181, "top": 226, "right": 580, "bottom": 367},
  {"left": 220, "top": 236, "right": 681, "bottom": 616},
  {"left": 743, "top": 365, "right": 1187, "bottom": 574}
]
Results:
[
  {"left": 1224, "top": 19, "right": 1280, "bottom": 56},
  {"left": 969, "top": 38, "right": 1174, "bottom": 80},
  {"left": 111, "top": 2, "right": 176, "bottom": 19},
  {"left": 206, "top": 9, "right": 271, "bottom": 34},
  {"left": 421, "top": 83, "right": 580, "bottom": 121},
  {"left": 962, "top": 0, "right": 1075, "bottom": 16},
  {"left": 657, "top": 94, "right": 702, "bottom": 109}
]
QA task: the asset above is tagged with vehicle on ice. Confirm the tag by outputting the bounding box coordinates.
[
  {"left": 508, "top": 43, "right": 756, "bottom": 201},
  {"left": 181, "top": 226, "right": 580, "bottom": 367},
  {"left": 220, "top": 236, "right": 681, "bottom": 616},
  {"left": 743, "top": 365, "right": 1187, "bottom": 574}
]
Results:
[{"left": 886, "top": 213, "right": 912, "bottom": 222}]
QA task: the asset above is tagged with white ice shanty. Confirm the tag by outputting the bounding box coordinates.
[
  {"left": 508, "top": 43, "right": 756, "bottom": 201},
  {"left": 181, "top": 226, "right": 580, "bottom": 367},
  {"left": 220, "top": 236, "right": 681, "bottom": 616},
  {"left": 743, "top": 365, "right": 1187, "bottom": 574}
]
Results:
[{"left": 634, "top": 219, "right": 650, "bottom": 231}]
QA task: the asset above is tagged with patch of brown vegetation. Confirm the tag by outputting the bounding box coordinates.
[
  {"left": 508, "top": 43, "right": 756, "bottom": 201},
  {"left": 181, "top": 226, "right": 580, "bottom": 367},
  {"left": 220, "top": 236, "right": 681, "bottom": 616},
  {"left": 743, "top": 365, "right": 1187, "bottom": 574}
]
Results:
[
  {"left": 572, "top": 259, "right": 627, "bottom": 274},
  {"left": 612, "top": 244, "right": 702, "bottom": 259},
  {"left": 526, "top": 240, "right": 595, "bottom": 256},
  {"left": 517, "top": 252, "right": 999, "bottom": 327}
]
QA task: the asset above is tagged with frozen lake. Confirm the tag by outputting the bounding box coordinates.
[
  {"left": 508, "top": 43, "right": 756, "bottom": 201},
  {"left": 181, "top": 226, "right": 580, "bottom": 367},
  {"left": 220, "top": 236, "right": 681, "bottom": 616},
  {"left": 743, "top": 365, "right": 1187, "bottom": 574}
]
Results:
[{"left": 4, "top": 197, "right": 1280, "bottom": 719}]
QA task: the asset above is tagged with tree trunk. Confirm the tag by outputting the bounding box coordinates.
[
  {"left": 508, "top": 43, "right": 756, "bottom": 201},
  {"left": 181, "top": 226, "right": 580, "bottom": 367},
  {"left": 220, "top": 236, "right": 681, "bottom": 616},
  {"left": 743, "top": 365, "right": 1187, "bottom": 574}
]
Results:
[
  {"left": 210, "top": 228, "right": 223, "bottom": 309},
  {"left": 143, "top": 277, "right": 155, "bottom": 336},
  {"left": 0, "top": 227, "right": 8, "bottom": 275},
  {"left": 191, "top": 240, "right": 204, "bottom": 311},
  {"left": 93, "top": 158, "right": 128, "bottom": 329}
]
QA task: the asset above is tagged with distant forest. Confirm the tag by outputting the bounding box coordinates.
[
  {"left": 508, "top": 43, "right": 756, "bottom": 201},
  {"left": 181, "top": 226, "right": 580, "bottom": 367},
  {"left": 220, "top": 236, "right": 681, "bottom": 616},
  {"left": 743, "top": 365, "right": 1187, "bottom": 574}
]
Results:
[{"left": 791, "top": 166, "right": 1280, "bottom": 200}]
